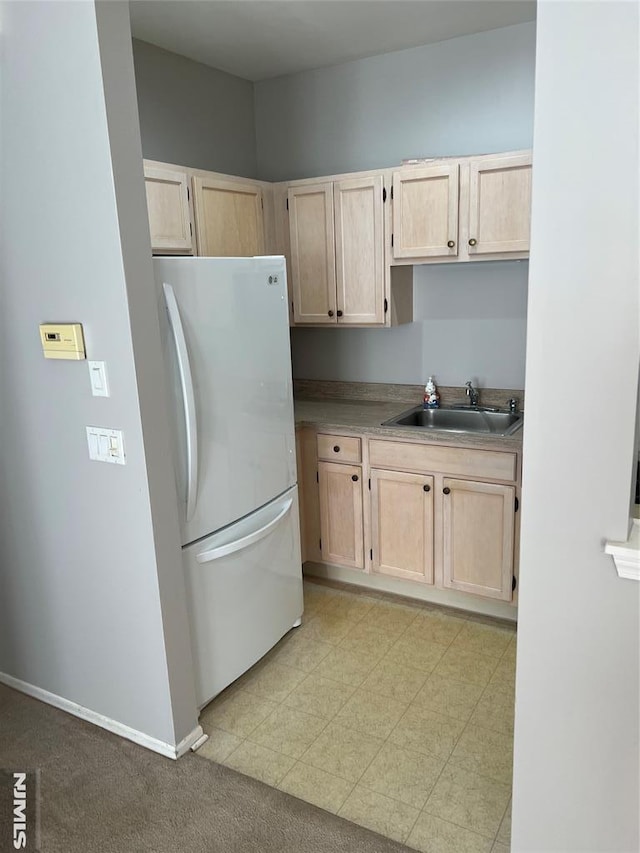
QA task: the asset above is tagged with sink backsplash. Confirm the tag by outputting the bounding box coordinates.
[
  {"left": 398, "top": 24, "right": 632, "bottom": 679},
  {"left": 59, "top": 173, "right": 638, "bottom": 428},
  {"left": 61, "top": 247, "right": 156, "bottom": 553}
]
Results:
[{"left": 293, "top": 379, "right": 525, "bottom": 411}]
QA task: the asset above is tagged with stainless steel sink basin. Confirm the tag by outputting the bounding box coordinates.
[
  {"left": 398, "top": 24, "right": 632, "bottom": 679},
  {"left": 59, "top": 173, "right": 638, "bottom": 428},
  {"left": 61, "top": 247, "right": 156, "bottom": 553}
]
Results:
[{"left": 382, "top": 405, "right": 523, "bottom": 436}]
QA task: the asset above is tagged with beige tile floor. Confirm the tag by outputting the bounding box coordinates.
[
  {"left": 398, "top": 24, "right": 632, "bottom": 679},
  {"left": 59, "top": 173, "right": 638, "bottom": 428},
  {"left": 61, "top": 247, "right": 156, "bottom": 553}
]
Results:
[{"left": 199, "top": 580, "right": 516, "bottom": 853}]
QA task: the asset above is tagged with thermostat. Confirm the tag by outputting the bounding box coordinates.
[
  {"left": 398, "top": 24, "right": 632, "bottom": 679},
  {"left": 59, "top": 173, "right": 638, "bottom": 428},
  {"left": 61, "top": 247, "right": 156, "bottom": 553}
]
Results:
[{"left": 40, "top": 323, "right": 85, "bottom": 360}]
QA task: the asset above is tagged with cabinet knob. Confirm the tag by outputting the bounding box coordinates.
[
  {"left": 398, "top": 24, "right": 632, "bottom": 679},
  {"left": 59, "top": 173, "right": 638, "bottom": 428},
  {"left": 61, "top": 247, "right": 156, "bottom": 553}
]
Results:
[
  {"left": 333, "top": 445, "right": 340, "bottom": 453},
  {"left": 328, "top": 310, "right": 334, "bottom": 317},
  {"left": 337, "top": 309, "right": 343, "bottom": 317},
  {"left": 447, "top": 240, "right": 455, "bottom": 248},
  {"left": 352, "top": 474, "right": 359, "bottom": 482},
  {"left": 468, "top": 238, "right": 477, "bottom": 247},
  {"left": 423, "top": 484, "right": 431, "bottom": 492},
  {"left": 443, "top": 487, "right": 451, "bottom": 495}
]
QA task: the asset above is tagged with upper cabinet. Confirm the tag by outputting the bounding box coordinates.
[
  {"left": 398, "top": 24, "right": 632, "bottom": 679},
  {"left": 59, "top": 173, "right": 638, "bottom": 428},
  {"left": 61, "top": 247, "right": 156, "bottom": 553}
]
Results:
[
  {"left": 288, "top": 183, "right": 336, "bottom": 324},
  {"left": 467, "top": 153, "right": 532, "bottom": 255},
  {"left": 288, "top": 174, "right": 386, "bottom": 326},
  {"left": 143, "top": 159, "right": 266, "bottom": 258},
  {"left": 392, "top": 164, "right": 459, "bottom": 259},
  {"left": 192, "top": 175, "right": 264, "bottom": 257},
  {"left": 143, "top": 164, "right": 194, "bottom": 255},
  {"left": 391, "top": 150, "right": 532, "bottom": 264}
]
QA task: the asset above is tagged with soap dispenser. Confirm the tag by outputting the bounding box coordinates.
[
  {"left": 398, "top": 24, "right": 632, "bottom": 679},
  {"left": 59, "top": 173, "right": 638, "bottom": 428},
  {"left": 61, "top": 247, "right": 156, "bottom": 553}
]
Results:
[{"left": 423, "top": 376, "right": 440, "bottom": 409}]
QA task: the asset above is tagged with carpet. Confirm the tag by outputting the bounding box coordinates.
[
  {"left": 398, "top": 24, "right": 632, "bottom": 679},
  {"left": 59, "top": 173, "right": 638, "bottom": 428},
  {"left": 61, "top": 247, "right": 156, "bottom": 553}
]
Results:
[{"left": 0, "top": 683, "right": 409, "bottom": 852}]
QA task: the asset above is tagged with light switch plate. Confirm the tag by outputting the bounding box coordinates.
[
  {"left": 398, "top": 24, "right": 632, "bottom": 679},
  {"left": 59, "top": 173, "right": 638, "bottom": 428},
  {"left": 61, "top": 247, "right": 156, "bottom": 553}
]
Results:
[
  {"left": 86, "top": 427, "right": 125, "bottom": 465},
  {"left": 88, "top": 361, "right": 109, "bottom": 397},
  {"left": 87, "top": 361, "right": 109, "bottom": 397}
]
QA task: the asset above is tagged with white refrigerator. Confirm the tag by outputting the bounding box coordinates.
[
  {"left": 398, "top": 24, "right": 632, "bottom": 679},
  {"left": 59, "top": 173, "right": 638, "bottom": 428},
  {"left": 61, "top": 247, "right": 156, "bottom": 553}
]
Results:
[{"left": 154, "top": 256, "right": 303, "bottom": 710}]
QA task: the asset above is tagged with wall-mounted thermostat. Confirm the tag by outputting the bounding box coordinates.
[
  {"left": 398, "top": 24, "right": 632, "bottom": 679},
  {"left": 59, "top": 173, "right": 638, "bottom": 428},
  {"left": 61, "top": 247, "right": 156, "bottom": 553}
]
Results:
[{"left": 39, "top": 323, "right": 85, "bottom": 360}]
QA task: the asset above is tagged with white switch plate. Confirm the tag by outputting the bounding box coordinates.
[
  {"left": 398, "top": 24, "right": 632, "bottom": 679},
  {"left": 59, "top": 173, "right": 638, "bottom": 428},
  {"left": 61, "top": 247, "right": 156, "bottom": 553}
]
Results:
[
  {"left": 88, "top": 361, "right": 109, "bottom": 397},
  {"left": 86, "top": 427, "right": 125, "bottom": 464}
]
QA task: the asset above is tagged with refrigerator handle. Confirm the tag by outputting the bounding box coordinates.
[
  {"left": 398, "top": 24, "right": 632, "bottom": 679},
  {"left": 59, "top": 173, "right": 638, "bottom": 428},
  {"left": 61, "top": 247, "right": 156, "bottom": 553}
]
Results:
[
  {"left": 163, "top": 282, "right": 199, "bottom": 522},
  {"left": 195, "top": 498, "right": 293, "bottom": 564}
]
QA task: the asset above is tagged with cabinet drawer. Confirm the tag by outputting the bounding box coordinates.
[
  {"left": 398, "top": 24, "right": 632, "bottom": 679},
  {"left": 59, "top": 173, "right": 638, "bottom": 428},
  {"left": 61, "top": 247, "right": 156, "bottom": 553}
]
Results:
[
  {"left": 317, "top": 434, "right": 362, "bottom": 464},
  {"left": 369, "top": 440, "right": 517, "bottom": 482}
]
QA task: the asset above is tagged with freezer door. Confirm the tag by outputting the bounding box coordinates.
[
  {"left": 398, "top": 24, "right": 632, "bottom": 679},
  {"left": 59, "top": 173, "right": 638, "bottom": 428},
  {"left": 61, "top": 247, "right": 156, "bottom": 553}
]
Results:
[
  {"left": 183, "top": 486, "right": 303, "bottom": 709},
  {"left": 155, "top": 256, "right": 297, "bottom": 545}
]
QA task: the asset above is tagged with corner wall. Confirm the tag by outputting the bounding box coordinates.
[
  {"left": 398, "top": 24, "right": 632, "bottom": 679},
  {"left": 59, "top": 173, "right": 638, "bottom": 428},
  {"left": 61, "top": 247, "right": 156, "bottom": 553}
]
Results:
[
  {"left": 0, "top": 1, "right": 198, "bottom": 750},
  {"left": 132, "top": 38, "right": 258, "bottom": 177},
  {"left": 512, "top": 2, "right": 640, "bottom": 850}
]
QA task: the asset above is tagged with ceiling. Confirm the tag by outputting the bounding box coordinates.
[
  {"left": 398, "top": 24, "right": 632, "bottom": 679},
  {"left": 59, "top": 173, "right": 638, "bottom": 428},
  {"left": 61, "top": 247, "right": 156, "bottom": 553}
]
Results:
[{"left": 129, "top": 0, "right": 536, "bottom": 82}]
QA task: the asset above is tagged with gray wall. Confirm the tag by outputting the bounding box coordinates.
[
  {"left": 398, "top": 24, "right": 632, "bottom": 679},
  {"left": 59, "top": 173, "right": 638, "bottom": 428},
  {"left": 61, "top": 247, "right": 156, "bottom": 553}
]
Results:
[
  {"left": 512, "top": 2, "right": 639, "bottom": 850},
  {"left": 0, "top": 1, "right": 198, "bottom": 747},
  {"left": 255, "top": 22, "right": 536, "bottom": 389},
  {"left": 291, "top": 261, "right": 528, "bottom": 388},
  {"left": 132, "top": 38, "right": 257, "bottom": 177},
  {"left": 254, "top": 22, "right": 536, "bottom": 181}
]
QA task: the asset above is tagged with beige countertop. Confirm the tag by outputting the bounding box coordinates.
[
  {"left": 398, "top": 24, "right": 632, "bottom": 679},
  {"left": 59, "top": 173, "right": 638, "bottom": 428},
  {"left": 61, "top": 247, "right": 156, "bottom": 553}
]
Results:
[{"left": 294, "top": 397, "right": 524, "bottom": 452}]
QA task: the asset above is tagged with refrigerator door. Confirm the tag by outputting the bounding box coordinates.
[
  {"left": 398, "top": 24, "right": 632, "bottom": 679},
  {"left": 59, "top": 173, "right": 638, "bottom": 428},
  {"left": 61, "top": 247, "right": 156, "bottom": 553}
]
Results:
[
  {"left": 155, "top": 256, "right": 297, "bottom": 546},
  {"left": 183, "top": 485, "right": 303, "bottom": 709}
]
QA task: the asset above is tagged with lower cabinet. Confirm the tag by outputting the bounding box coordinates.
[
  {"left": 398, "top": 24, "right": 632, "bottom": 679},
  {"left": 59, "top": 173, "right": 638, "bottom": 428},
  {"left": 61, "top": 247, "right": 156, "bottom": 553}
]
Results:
[
  {"left": 370, "top": 469, "right": 434, "bottom": 583},
  {"left": 318, "top": 461, "right": 364, "bottom": 569},
  {"left": 442, "top": 478, "right": 515, "bottom": 601},
  {"left": 299, "top": 432, "right": 519, "bottom": 605}
]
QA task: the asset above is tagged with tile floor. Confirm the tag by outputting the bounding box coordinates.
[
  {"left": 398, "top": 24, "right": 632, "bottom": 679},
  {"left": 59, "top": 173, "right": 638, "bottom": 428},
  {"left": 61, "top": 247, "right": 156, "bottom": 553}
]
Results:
[{"left": 198, "top": 580, "right": 515, "bottom": 853}]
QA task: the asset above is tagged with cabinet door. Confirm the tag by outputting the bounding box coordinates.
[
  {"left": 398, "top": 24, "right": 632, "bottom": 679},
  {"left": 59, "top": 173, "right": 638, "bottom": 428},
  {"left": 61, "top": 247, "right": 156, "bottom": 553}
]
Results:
[
  {"left": 318, "top": 461, "right": 364, "bottom": 569},
  {"left": 143, "top": 164, "right": 193, "bottom": 254},
  {"left": 192, "top": 176, "right": 264, "bottom": 257},
  {"left": 371, "top": 469, "right": 434, "bottom": 583},
  {"left": 288, "top": 183, "right": 337, "bottom": 324},
  {"left": 467, "top": 154, "right": 532, "bottom": 255},
  {"left": 392, "top": 164, "right": 459, "bottom": 259},
  {"left": 334, "top": 175, "right": 385, "bottom": 325},
  {"left": 442, "top": 478, "right": 515, "bottom": 601}
]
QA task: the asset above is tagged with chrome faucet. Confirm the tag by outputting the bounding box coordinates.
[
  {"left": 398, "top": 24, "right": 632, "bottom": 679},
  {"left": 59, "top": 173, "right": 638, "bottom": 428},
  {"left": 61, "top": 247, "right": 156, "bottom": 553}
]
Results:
[
  {"left": 507, "top": 397, "right": 519, "bottom": 414},
  {"left": 465, "top": 381, "right": 479, "bottom": 407}
]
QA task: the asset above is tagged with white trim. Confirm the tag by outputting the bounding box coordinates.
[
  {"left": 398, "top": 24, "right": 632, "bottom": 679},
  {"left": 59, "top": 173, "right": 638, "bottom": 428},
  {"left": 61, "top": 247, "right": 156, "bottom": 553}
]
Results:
[
  {"left": 605, "top": 518, "right": 640, "bottom": 581},
  {"left": 0, "top": 671, "right": 204, "bottom": 760}
]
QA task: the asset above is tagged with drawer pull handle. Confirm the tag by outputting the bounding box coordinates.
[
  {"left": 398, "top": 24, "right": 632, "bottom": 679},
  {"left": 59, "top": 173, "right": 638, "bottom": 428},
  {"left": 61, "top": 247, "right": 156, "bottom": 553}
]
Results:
[
  {"left": 328, "top": 310, "right": 334, "bottom": 317},
  {"left": 352, "top": 474, "right": 359, "bottom": 482},
  {"left": 333, "top": 445, "right": 340, "bottom": 453},
  {"left": 447, "top": 240, "right": 455, "bottom": 248},
  {"left": 443, "top": 487, "right": 451, "bottom": 495},
  {"left": 468, "top": 238, "right": 477, "bottom": 247},
  {"left": 423, "top": 484, "right": 431, "bottom": 492}
]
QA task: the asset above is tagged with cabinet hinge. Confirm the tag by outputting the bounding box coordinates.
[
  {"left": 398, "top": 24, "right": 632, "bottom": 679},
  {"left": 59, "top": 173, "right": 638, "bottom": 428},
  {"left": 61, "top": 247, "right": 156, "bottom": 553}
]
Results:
[
  {"left": 390, "top": 185, "right": 394, "bottom": 200},
  {"left": 291, "top": 300, "right": 294, "bottom": 314},
  {"left": 319, "top": 538, "right": 322, "bottom": 551},
  {"left": 286, "top": 198, "right": 289, "bottom": 211},
  {"left": 383, "top": 187, "right": 387, "bottom": 203},
  {"left": 368, "top": 478, "right": 371, "bottom": 491},
  {"left": 384, "top": 298, "right": 388, "bottom": 314},
  {"left": 515, "top": 496, "right": 519, "bottom": 512},
  {"left": 316, "top": 471, "right": 319, "bottom": 483},
  {"left": 187, "top": 186, "right": 190, "bottom": 201},
  {"left": 512, "top": 575, "right": 517, "bottom": 592},
  {"left": 391, "top": 233, "right": 394, "bottom": 248},
  {"left": 261, "top": 196, "right": 264, "bottom": 209},
  {"left": 370, "top": 549, "right": 373, "bottom": 561},
  {"left": 189, "top": 222, "right": 193, "bottom": 236}
]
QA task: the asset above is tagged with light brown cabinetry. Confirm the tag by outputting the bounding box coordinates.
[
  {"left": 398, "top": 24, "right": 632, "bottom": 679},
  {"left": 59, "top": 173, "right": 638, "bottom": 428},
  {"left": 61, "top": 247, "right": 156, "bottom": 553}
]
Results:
[
  {"left": 192, "top": 175, "right": 264, "bottom": 257},
  {"left": 143, "top": 159, "right": 266, "bottom": 258},
  {"left": 370, "top": 469, "right": 434, "bottom": 583},
  {"left": 288, "top": 175, "right": 386, "bottom": 326},
  {"left": 297, "top": 431, "right": 519, "bottom": 605},
  {"left": 318, "top": 461, "right": 364, "bottom": 570},
  {"left": 288, "top": 183, "right": 336, "bottom": 324},
  {"left": 391, "top": 150, "right": 532, "bottom": 264},
  {"left": 467, "top": 153, "right": 532, "bottom": 255},
  {"left": 392, "top": 164, "right": 459, "bottom": 259},
  {"left": 442, "top": 479, "right": 515, "bottom": 601},
  {"left": 143, "top": 164, "right": 194, "bottom": 255}
]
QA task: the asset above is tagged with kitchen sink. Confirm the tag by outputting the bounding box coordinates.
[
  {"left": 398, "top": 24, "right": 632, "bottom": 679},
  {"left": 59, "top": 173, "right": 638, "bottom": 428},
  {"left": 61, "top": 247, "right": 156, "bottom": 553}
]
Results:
[{"left": 382, "top": 405, "right": 523, "bottom": 436}]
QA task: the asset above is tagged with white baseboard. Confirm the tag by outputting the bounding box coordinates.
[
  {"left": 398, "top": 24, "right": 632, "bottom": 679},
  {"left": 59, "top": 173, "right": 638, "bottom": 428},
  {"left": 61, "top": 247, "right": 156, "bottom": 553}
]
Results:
[{"left": 0, "top": 671, "right": 203, "bottom": 760}]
